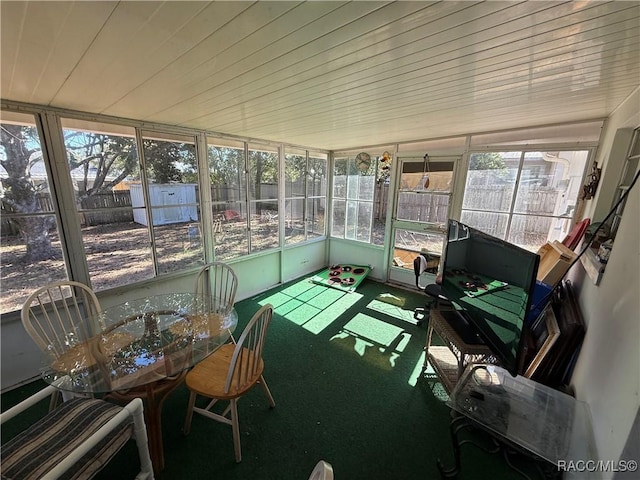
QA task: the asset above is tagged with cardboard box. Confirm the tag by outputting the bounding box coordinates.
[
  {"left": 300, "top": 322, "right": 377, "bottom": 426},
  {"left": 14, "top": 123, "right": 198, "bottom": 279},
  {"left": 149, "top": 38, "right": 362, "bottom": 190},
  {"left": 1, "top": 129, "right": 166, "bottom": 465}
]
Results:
[{"left": 536, "top": 241, "right": 578, "bottom": 286}]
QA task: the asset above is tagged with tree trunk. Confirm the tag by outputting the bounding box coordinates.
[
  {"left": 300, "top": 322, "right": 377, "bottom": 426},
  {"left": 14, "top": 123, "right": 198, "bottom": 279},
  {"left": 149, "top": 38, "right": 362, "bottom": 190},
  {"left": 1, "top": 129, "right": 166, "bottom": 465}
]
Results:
[
  {"left": 18, "top": 216, "right": 57, "bottom": 261},
  {"left": 1, "top": 124, "right": 56, "bottom": 261}
]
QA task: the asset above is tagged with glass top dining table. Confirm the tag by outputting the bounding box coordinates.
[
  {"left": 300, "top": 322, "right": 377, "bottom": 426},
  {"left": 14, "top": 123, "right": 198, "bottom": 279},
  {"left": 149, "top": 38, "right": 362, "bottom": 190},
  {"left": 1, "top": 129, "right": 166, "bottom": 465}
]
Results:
[{"left": 40, "top": 292, "right": 238, "bottom": 394}]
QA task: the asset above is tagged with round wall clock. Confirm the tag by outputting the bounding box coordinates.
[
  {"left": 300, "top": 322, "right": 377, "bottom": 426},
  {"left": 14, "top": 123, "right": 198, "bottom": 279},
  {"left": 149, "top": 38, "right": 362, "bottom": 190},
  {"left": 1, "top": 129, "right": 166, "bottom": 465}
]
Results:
[{"left": 355, "top": 152, "right": 371, "bottom": 172}]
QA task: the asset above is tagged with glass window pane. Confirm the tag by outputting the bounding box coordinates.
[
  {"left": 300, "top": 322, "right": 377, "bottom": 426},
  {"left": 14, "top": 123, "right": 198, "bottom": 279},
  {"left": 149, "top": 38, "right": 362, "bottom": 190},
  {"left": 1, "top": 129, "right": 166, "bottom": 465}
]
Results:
[
  {"left": 306, "top": 197, "right": 325, "bottom": 238},
  {"left": 142, "top": 132, "right": 202, "bottom": 274},
  {"left": 250, "top": 200, "right": 279, "bottom": 252},
  {"left": 397, "top": 193, "right": 450, "bottom": 224},
  {"left": 332, "top": 199, "right": 346, "bottom": 238},
  {"left": 514, "top": 151, "right": 589, "bottom": 218},
  {"left": 285, "top": 198, "right": 305, "bottom": 245},
  {"left": 356, "top": 202, "right": 373, "bottom": 242},
  {"left": 392, "top": 229, "right": 445, "bottom": 272},
  {"left": 285, "top": 151, "right": 306, "bottom": 198},
  {"left": 346, "top": 173, "right": 359, "bottom": 200},
  {"left": 462, "top": 150, "right": 590, "bottom": 250},
  {"left": 396, "top": 159, "right": 454, "bottom": 226},
  {"left": 358, "top": 174, "right": 375, "bottom": 201},
  {"left": 1, "top": 114, "right": 68, "bottom": 313},
  {"left": 332, "top": 153, "right": 376, "bottom": 244},
  {"left": 345, "top": 200, "right": 358, "bottom": 240},
  {"left": 399, "top": 160, "right": 454, "bottom": 193},
  {"left": 372, "top": 218, "right": 386, "bottom": 246},
  {"left": 208, "top": 143, "right": 245, "bottom": 204},
  {"left": 460, "top": 210, "right": 509, "bottom": 239},
  {"left": 307, "top": 155, "right": 327, "bottom": 197},
  {"left": 463, "top": 152, "right": 519, "bottom": 213},
  {"left": 248, "top": 144, "right": 278, "bottom": 201},
  {"left": 213, "top": 202, "right": 248, "bottom": 260},
  {"left": 333, "top": 156, "right": 350, "bottom": 197},
  {"left": 60, "top": 118, "right": 157, "bottom": 291},
  {"left": 507, "top": 214, "right": 558, "bottom": 252}
]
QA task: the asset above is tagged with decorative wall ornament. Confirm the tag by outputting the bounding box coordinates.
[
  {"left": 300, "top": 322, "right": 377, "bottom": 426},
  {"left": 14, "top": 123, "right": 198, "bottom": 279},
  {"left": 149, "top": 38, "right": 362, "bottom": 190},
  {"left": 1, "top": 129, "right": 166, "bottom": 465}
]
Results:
[
  {"left": 377, "top": 151, "right": 392, "bottom": 184},
  {"left": 581, "top": 162, "right": 602, "bottom": 200},
  {"left": 422, "top": 153, "right": 431, "bottom": 189}
]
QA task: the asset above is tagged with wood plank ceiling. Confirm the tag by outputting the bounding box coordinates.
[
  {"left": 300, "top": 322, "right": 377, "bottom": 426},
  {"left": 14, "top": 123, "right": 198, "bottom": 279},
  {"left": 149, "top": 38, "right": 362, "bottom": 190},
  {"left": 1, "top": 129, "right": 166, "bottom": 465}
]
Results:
[{"left": 2, "top": 1, "right": 639, "bottom": 150}]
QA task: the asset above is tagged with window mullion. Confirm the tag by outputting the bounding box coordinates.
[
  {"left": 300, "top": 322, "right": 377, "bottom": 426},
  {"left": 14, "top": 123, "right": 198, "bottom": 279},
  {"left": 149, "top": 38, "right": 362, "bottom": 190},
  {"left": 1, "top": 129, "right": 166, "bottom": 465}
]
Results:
[
  {"left": 41, "top": 112, "right": 91, "bottom": 285},
  {"left": 504, "top": 151, "right": 526, "bottom": 240},
  {"left": 244, "top": 142, "right": 251, "bottom": 253},
  {"left": 134, "top": 127, "right": 159, "bottom": 276},
  {"left": 303, "top": 151, "right": 309, "bottom": 240},
  {"left": 197, "top": 133, "right": 214, "bottom": 263}
]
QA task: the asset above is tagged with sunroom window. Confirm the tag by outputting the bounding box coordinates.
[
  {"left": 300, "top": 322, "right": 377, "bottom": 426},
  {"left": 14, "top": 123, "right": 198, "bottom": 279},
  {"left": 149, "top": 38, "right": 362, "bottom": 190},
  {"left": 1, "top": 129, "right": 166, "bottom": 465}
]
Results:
[
  {"left": 609, "top": 128, "right": 640, "bottom": 240},
  {"left": 140, "top": 131, "right": 201, "bottom": 274},
  {"left": 248, "top": 143, "right": 279, "bottom": 253},
  {"left": 331, "top": 149, "right": 390, "bottom": 245},
  {"left": 1, "top": 113, "right": 67, "bottom": 314},
  {"left": 460, "top": 150, "right": 590, "bottom": 251},
  {"left": 208, "top": 138, "right": 248, "bottom": 260},
  {"left": 284, "top": 148, "right": 327, "bottom": 245},
  {"left": 60, "top": 122, "right": 203, "bottom": 285}
]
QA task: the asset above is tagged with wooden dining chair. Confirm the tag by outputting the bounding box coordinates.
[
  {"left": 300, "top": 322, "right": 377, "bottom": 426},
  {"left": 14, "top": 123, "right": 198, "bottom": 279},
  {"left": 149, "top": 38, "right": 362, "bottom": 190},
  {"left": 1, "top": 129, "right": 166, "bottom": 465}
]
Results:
[
  {"left": 183, "top": 304, "right": 275, "bottom": 463},
  {"left": 194, "top": 262, "right": 238, "bottom": 314},
  {"left": 21, "top": 280, "right": 102, "bottom": 406},
  {"left": 21, "top": 280, "right": 102, "bottom": 356}
]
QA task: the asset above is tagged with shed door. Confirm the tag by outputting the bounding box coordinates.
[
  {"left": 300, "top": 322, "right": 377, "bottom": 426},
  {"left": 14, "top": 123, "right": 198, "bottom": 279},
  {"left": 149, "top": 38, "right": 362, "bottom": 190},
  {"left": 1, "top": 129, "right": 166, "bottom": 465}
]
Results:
[{"left": 160, "top": 188, "right": 183, "bottom": 223}]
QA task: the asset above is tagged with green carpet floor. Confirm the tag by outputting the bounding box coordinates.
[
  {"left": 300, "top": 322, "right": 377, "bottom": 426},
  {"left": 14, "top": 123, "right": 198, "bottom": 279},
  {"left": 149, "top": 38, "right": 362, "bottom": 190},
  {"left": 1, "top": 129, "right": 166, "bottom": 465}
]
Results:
[{"left": 1, "top": 276, "right": 532, "bottom": 479}]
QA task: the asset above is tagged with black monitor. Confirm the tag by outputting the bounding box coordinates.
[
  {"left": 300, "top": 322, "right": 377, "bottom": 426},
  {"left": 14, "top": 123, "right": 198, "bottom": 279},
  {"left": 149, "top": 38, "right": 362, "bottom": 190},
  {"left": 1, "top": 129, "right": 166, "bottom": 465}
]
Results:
[{"left": 441, "top": 219, "right": 540, "bottom": 376}]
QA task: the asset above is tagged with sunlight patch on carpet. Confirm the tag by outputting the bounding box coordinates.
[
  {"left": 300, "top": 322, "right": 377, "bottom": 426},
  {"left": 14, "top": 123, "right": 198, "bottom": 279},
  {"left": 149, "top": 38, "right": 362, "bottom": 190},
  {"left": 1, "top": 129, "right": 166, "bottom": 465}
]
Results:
[
  {"left": 367, "top": 298, "right": 416, "bottom": 324},
  {"left": 280, "top": 279, "right": 317, "bottom": 297},
  {"left": 408, "top": 351, "right": 426, "bottom": 387},
  {"left": 304, "top": 292, "right": 361, "bottom": 334},
  {"left": 260, "top": 291, "right": 295, "bottom": 308},
  {"left": 417, "top": 357, "right": 450, "bottom": 402},
  {"left": 307, "top": 288, "right": 345, "bottom": 309},
  {"left": 259, "top": 283, "right": 362, "bottom": 334},
  {"left": 330, "top": 314, "right": 412, "bottom": 370},
  {"left": 344, "top": 314, "right": 405, "bottom": 347},
  {"left": 277, "top": 301, "right": 321, "bottom": 325}
]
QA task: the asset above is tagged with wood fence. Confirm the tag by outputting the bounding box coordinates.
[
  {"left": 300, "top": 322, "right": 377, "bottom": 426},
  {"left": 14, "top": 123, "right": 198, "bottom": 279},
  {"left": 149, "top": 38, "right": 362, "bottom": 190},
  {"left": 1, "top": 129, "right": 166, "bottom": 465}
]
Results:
[
  {"left": 2, "top": 183, "right": 562, "bottom": 242},
  {"left": 1, "top": 192, "right": 133, "bottom": 236}
]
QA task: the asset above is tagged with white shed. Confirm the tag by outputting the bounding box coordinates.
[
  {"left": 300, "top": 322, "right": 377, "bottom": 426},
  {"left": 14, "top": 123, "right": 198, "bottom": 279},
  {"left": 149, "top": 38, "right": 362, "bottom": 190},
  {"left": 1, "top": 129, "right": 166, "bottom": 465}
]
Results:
[{"left": 130, "top": 183, "right": 198, "bottom": 226}]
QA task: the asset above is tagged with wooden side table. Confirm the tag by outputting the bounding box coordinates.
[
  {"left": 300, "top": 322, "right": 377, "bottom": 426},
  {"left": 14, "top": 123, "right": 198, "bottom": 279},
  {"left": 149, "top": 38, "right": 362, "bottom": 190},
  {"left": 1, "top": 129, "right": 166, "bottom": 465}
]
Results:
[{"left": 423, "top": 308, "right": 497, "bottom": 393}]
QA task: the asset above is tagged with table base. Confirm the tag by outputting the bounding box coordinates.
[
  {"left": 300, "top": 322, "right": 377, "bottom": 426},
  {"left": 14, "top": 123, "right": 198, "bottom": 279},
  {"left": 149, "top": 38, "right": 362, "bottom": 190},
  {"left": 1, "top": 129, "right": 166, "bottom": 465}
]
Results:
[{"left": 106, "top": 371, "right": 186, "bottom": 474}]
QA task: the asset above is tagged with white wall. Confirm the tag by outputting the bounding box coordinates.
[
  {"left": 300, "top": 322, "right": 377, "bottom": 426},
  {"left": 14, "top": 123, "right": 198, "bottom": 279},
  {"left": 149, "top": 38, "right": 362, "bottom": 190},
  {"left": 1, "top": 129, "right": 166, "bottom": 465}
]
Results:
[
  {"left": 282, "top": 241, "right": 327, "bottom": 284},
  {"left": 569, "top": 87, "right": 640, "bottom": 476},
  {"left": 328, "top": 238, "right": 386, "bottom": 281}
]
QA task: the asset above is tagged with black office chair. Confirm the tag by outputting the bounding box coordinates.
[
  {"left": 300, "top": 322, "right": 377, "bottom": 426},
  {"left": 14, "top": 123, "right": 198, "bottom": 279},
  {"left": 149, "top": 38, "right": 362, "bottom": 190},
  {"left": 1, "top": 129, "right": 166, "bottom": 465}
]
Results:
[
  {"left": 414, "top": 283, "right": 452, "bottom": 325},
  {"left": 413, "top": 253, "right": 452, "bottom": 325}
]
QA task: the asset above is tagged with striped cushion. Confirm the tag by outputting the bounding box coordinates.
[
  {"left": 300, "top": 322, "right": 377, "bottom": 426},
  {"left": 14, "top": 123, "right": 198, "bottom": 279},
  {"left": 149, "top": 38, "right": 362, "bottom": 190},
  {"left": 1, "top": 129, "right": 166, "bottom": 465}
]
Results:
[{"left": 1, "top": 398, "right": 133, "bottom": 480}]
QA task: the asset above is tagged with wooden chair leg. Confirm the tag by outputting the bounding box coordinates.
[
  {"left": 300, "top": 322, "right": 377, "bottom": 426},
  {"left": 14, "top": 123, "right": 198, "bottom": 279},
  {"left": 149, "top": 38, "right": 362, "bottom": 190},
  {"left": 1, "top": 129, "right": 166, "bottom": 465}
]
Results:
[
  {"left": 230, "top": 399, "right": 241, "bottom": 463},
  {"left": 184, "top": 391, "right": 197, "bottom": 435},
  {"left": 259, "top": 375, "right": 276, "bottom": 408}
]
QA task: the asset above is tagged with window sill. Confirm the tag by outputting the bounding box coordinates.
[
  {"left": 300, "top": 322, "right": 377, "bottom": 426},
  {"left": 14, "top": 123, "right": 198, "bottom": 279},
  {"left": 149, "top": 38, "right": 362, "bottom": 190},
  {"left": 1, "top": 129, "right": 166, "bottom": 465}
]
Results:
[{"left": 580, "top": 248, "right": 606, "bottom": 285}]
